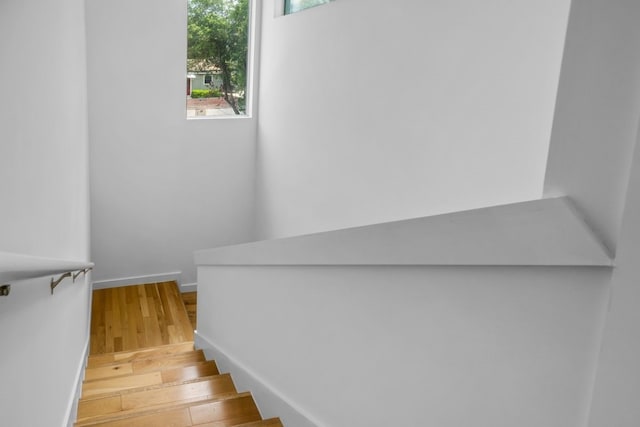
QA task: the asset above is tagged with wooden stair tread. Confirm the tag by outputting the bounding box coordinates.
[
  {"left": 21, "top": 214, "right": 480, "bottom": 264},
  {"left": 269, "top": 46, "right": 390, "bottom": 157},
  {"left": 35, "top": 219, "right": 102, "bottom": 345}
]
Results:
[
  {"left": 75, "top": 392, "right": 259, "bottom": 427},
  {"left": 84, "top": 358, "right": 218, "bottom": 385},
  {"left": 81, "top": 361, "right": 220, "bottom": 398},
  {"left": 81, "top": 373, "right": 226, "bottom": 402},
  {"left": 84, "top": 350, "right": 207, "bottom": 381},
  {"left": 233, "top": 418, "right": 284, "bottom": 427},
  {"left": 77, "top": 374, "right": 237, "bottom": 423},
  {"left": 88, "top": 341, "right": 195, "bottom": 368},
  {"left": 189, "top": 392, "right": 262, "bottom": 426}
]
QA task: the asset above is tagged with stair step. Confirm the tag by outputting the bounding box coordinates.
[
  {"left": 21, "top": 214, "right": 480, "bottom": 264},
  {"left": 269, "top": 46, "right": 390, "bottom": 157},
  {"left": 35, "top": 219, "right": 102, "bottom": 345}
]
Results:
[
  {"left": 160, "top": 360, "right": 220, "bottom": 384},
  {"left": 81, "top": 361, "right": 220, "bottom": 398},
  {"left": 85, "top": 350, "right": 206, "bottom": 381},
  {"left": 82, "top": 371, "right": 161, "bottom": 398},
  {"left": 234, "top": 418, "right": 284, "bottom": 427},
  {"left": 75, "top": 392, "right": 260, "bottom": 427},
  {"left": 189, "top": 392, "right": 262, "bottom": 426},
  {"left": 88, "top": 342, "right": 195, "bottom": 368},
  {"left": 131, "top": 349, "right": 207, "bottom": 374},
  {"left": 77, "top": 374, "right": 237, "bottom": 423}
]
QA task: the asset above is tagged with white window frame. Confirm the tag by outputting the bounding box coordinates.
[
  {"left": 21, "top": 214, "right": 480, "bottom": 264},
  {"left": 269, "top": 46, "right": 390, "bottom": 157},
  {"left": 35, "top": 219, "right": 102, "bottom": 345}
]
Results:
[{"left": 275, "top": 0, "right": 334, "bottom": 17}]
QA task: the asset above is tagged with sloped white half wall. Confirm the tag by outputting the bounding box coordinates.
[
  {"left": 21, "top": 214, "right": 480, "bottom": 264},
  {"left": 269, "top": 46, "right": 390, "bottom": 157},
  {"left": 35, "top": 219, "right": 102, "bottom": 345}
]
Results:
[{"left": 195, "top": 197, "right": 613, "bottom": 427}]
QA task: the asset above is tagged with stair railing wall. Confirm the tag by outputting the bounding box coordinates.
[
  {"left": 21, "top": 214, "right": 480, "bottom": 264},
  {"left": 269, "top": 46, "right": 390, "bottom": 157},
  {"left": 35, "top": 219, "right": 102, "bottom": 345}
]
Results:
[
  {"left": 0, "top": 251, "right": 94, "bottom": 296},
  {"left": 193, "top": 197, "right": 614, "bottom": 427}
]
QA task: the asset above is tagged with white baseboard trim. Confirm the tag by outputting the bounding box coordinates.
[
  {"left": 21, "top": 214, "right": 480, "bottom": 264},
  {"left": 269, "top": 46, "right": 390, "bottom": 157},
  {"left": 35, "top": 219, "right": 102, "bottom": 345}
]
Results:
[
  {"left": 194, "top": 331, "right": 321, "bottom": 427},
  {"left": 65, "top": 336, "right": 90, "bottom": 427},
  {"left": 180, "top": 282, "right": 198, "bottom": 293},
  {"left": 92, "top": 272, "right": 182, "bottom": 290}
]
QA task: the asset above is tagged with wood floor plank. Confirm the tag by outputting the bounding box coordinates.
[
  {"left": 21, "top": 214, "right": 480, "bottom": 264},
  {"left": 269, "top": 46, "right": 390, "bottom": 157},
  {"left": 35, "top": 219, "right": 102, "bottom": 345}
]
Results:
[
  {"left": 160, "top": 361, "right": 219, "bottom": 384},
  {"left": 158, "top": 283, "right": 175, "bottom": 341},
  {"left": 83, "top": 407, "right": 192, "bottom": 427},
  {"left": 81, "top": 372, "right": 163, "bottom": 398},
  {"left": 117, "top": 287, "right": 130, "bottom": 352},
  {"left": 146, "top": 293, "right": 163, "bottom": 347},
  {"left": 104, "top": 286, "right": 113, "bottom": 312},
  {"left": 84, "top": 364, "right": 134, "bottom": 382},
  {"left": 131, "top": 350, "right": 206, "bottom": 373},
  {"left": 77, "top": 395, "right": 121, "bottom": 420},
  {"left": 150, "top": 283, "right": 169, "bottom": 344},
  {"left": 90, "top": 290, "right": 103, "bottom": 355},
  {"left": 111, "top": 289, "right": 123, "bottom": 353},
  {"left": 104, "top": 310, "right": 114, "bottom": 354},
  {"left": 138, "top": 285, "right": 150, "bottom": 318},
  {"left": 189, "top": 393, "right": 261, "bottom": 425},
  {"left": 127, "top": 286, "right": 143, "bottom": 349}
]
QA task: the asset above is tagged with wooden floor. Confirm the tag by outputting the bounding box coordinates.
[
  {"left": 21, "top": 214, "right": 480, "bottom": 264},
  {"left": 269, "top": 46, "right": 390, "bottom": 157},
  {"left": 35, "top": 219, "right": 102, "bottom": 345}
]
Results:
[{"left": 90, "top": 281, "right": 194, "bottom": 355}]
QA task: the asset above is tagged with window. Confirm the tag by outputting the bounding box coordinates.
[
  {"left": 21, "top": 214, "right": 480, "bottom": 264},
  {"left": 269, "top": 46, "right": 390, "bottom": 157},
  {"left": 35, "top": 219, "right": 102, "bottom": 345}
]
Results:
[
  {"left": 284, "top": 0, "right": 333, "bottom": 15},
  {"left": 187, "top": 0, "right": 250, "bottom": 118}
]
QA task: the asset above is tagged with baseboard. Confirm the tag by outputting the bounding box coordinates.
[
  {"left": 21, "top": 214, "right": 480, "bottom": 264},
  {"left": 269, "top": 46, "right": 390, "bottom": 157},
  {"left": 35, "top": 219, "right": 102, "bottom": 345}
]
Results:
[
  {"left": 65, "top": 336, "right": 90, "bottom": 427},
  {"left": 194, "top": 331, "right": 321, "bottom": 427},
  {"left": 180, "top": 282, "right": 198, "bottom": 293},
  {"left": 92, "top": 272, "right": 182, "bottom": 290}
]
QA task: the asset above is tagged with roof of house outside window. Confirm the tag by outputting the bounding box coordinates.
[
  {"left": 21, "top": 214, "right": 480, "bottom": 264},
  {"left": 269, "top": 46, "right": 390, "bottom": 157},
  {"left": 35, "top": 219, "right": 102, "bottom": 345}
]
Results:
[{"left": 187, "top": 58, "right": 221, "bottom": 73}]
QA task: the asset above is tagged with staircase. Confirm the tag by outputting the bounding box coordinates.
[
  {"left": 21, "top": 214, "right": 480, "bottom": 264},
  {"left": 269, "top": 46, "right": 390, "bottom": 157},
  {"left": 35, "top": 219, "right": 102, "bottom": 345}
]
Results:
[{"left": 75, "top": 282, "right": 282, "bottom": 426}]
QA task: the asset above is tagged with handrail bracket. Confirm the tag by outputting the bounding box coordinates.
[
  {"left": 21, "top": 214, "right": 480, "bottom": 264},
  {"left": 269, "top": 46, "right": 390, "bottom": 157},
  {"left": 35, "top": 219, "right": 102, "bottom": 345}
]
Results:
[
  {"left": 51, "top": 272, "right": 72, "bottom": 295},
  {"left": 50, "top": 267, "right": 92, "bottom": 295}
]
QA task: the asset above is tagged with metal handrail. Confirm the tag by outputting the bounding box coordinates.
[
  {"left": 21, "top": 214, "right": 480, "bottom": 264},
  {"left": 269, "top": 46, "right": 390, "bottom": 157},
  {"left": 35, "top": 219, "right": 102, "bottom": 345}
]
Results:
[{"left": 0, "top": 251, "right": 94, "bottom": 296}]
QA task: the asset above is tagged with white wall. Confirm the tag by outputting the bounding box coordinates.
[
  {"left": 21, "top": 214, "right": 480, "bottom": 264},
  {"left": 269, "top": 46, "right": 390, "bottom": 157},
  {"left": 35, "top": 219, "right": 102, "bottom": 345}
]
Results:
[
  {"left": 541, "top": 2, "right": 640, "bottom": 416},
  {"left": 544, "top": 0, "right": 640, "bottom": 255},
  {"left": 0, "top": 0, "right": 90, "bottom": 260},
  {"left": 0, "top": 276, "right": 92, "bottom": 427},
  {"left": 86, "top": 0, "right": 257, "bottom": 285},
  {"left": 255, "top": 0, "right": 571, "bottom": 238},
  {"left": 587, "top": 123, "right": 640, "bottom": 426},
  {"left": 197, "top": 266, "right": 610, "bottom": 427},
  {"left": 540, "top": 1, "right": 640, "bottom": 422},
  {"left": 0, "top": 0, "right": 92, "bottom": 425}
]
